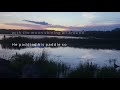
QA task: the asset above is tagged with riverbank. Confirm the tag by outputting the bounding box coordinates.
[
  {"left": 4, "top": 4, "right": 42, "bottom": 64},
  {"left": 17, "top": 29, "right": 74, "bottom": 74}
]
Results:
[
  {"left": 0, "top": 51, "right": 120, "bottom": 78},
  {"left": 1, "top": 36, "right": 120, "bottom": 50}
]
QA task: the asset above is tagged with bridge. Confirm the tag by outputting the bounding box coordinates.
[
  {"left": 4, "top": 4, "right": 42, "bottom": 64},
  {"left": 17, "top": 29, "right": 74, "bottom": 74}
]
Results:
[{"left": 11, "top": 30, "right": 85, "bottom": 35}]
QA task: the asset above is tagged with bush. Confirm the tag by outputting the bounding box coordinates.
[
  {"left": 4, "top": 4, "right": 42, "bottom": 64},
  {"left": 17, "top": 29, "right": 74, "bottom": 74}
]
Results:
[
  {"left": 35, "top": 51, "right": 69, "bottom": 78},
  {"left": 10, "top": 53, "right": 34, "bottom": 75},
  {"left": 9, "top": 51, "right": 69, "bottom": 78},
  {"left": 68, "top": 62, "right": 98, "bottom": 78},
  {"left": 96, "top": 66, "right": 120, "bottom": 78}
]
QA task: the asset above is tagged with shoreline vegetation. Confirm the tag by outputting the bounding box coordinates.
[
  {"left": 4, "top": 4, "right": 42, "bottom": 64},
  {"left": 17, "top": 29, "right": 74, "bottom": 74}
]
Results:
[
  {"left": 0, "top": 28, "right": 120, "bottom": 38},
  {"left": 0, "top": 28, "right": 120, "bottom": 78},
  {"left": 0, "top": 36, "right": 120, "bottom": 50},
  {"left": 0, "top": 51, "right": 120, "bottom": 78},
  {"left": 0, "top": 28, "right": 120, "bottom": 50}
]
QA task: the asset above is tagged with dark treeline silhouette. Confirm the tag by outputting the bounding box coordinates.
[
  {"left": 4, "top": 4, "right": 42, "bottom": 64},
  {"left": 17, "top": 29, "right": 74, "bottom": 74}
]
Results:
[
  {"left": 0, "top": 29, "right": 82, "bottom": 36},
  {"left": 0, "top": 28, "right": 120, "bottom": 49},
  {"left": 79, "top": 28, "right": 120, "bottom": 39},
  {"left": 0, "top": 29, "right": 53, "bottom": 34},
  {"left": 0, "top": 28, "right": 120, "bottom": 38}
]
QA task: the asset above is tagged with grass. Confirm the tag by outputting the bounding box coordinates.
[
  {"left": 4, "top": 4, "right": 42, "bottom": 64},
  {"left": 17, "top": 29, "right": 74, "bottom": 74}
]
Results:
[
  {"left": 9, "top": 51, "right": 69, "bottom": 78},
  {"left": 1, "top": 36, "right": 120, "bottom": 50},
  {"left": 67, "top": 62, "right": 98, "bottom": 78},
  {"left": 96, "top": 66, "right": 120, "bottom": 78},
  {"left": 67, "top": 62, "right": 120, "bottom": 78},
  {"left": 10, "top": 53, "right": 34, "bottom": 75},
  {"left": 34, "top": 50, "right": 70, "bottom": 78},
  {"left": 2, "top": 50, "right": 120, "bottom": 78}
]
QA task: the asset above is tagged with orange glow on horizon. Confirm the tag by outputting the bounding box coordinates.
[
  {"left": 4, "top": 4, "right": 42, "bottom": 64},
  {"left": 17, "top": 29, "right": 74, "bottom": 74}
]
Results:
[
  {"left": 0, "top": 23, "right": 31, "bottom": 30},
  {"left": 45, "top": 28, "right": 66, "bottom": 31},
  {"left": 0, "top": 23, "right": 68, "bottom": 31}
]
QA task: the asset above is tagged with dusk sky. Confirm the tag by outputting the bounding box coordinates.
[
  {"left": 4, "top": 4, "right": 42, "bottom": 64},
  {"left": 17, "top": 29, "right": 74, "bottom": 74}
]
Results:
[{"left": 0, "top": 12, "right": 120, "bottom": 31}]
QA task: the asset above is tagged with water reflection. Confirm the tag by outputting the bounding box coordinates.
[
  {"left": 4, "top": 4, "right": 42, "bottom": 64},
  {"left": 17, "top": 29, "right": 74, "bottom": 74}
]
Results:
[
  {"left": 0, "top": 34, "right": 85, "bottom": 40},
  {"left": 0, "top": 44, "right": 120, "bottom": 68},
  {"left": 0, "top": 34, "right": 120, "bottom": 68}
]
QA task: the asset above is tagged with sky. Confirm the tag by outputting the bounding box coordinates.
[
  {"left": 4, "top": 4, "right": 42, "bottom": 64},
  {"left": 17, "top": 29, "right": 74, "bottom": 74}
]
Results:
[{"left": 0, "top": 12, "right": 120, "bottom": 31}]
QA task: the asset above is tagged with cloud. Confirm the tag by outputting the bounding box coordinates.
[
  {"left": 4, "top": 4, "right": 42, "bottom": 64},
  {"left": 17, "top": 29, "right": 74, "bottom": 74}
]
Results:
[
  {"left": 81, "top": 12, "right": 97, "bottom": 20},
  {"left": 70, "top": 24, "right": 120, "bottom": 31},
  {"left": 23, "top": 20, "right": 51, "bottom": 25},
  {"left": 80, "top": 12, "right": 98, "bottom": 25},
  {"left": 5, "top": 23, "right": 69, "bottom": 31},
  {"left": 4, "top": 21, "right": 120, "bottom": 31},
  {"left": 0, "top": 12, "right": 16, "bottom": 17},
  {"left": 5, "top": 23, "right": 46, "bottom": 30},
  {"left": 0, "top": 23, "right": 31, "bottom": 29},
  {"left": 0, "top": 12, "right": 23, "bottom": 18}
]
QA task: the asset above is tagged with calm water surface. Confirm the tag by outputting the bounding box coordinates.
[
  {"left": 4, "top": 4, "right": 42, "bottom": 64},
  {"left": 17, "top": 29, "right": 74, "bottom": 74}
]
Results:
[
  {"left": 0, "top": 45, "right": 120, "bottom": 68},
  {"left": 0, "top": 34, "right": 86, "bottom": 40},
  {"left": 0, "top": 34, "right": 120, "bottom": 68}
]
